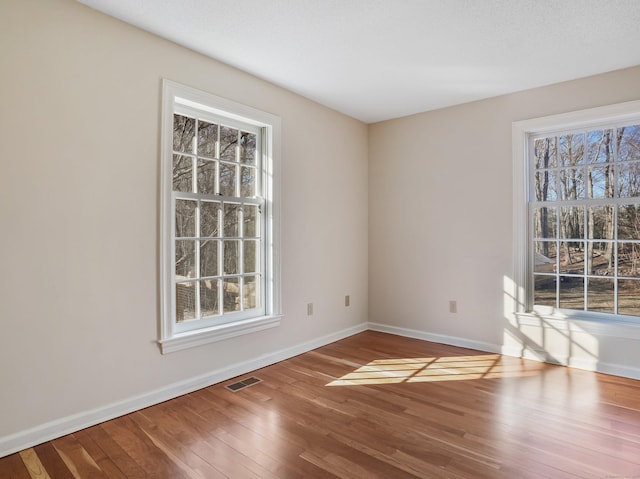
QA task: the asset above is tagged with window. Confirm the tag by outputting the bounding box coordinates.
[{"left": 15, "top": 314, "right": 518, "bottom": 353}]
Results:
[
  {"left": 160, "top": 80, "right": 281, "bottom": 353},
  {"left": 513, "top": 101, "right": 640, "bottom": 323}
]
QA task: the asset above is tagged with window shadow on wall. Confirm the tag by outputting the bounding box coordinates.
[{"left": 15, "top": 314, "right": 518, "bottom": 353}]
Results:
[{"left": 503, "top": 275, "right": 599, "bottom": 369}]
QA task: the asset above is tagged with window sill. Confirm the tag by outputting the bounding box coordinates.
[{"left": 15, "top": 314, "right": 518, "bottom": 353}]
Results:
[
  {"left": 159, "top": 314, "right": 282, "bottom": 354},
  {"left": 513, "top": 310, "right": 640, "bottom": 339}
]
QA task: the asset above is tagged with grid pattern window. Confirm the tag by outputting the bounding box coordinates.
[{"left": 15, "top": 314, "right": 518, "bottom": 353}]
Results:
[
  {"left": 172, "top": 114, "right": 263, "bottom": 326},
  {"left": 530, "top": 124, "right": 640, "bottom": 317},
  {"left": 160, "top": 80, "right": 281, "bottom": 353}
]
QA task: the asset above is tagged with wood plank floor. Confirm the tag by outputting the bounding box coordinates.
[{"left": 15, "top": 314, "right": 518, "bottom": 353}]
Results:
[{"left": 2, "top": 331, "right": 640, "bottom": 478}]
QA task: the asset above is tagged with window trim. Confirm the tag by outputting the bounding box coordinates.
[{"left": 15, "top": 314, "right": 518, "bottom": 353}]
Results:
[
  {"left": 512, "top": 100, "right": 640, "bottom": 330},
  {"left": 159, "top": 79, "right": 282, "bottom": 354}
]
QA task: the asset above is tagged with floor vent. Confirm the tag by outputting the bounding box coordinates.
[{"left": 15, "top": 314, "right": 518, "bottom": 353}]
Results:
[{"left": 225, "top": 376, "right": 262, "bottom": 392}]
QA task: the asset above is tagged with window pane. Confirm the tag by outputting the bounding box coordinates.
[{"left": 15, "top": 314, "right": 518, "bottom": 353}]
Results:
[
  {"left": 224, "top": 203, "right": 240, "bottom": 237},
  {"left": 534, "top": 276, "right": 556, "bottom": 307},
  {"left": 559, "top": 133, "right": 584, "bottom": 166},
  {"left": 559, "top": 167, "right": 584, "bottom": 200},
  {"left": 534, "top": 241, "right": 556, "bottom": 274},
  {"left": 560, "top": 206, "right": 584, "bottom": 239},
  {"left": 219, "top": 163, "right": 237, "bottom": 197},
  {"left": 617, "top": 161, "right": 640, "bottom": 198},
  {"left": 587, "top": 165, "right": 614, "bottom": 199},
  {"left": 243, "top": 276, "right": 259, "bottom": 310},
  {"left": 173, "top": 155, "right": 193, "bottom": 193},
  {"left": 587, "top": 241, "right": 614, "bottom": 276},
  {"left": 200, "top": 240, "right": 218, "bottom": 277},
  {"left": 588, "top": 205, "right": 614, "bottom": 240},
  {"left": 200, "top": 279, "right": 219, "bottom": 317},
  {"left": 618, "top": 204, "right": 640, "bottom": 240},
  {"left": 197, "top": 159, "right": 216, "bottom": 195},
  {"left": 241, "top": 166, "right": 256, "bottom": 197},
  {"left": 164, "top": 83, "right": 274, "bottom": 340},
  {"left": 534, "top": 137, "right": 557, "bottom": 169},
  {"left": 200, "top": 201, "right": 220, "bottom": 237},
  {"left": 618, "top": 243, "right": 640, "bottom": 278},
  {"left": 618, "top": 279, "right": 640, "bottom": 316},
  {"left": 223, "top": 240, "right": 239, "bottom": 274},
  {"left": 534, "top": 207, "right": 556, "bottom": 238},
  {"left": 223, "top": 278, "right": 240, "bottom": 313},
  {"left": 617, "top": 125, "right": 640, "bottom": 162},
  {"left": 176, "top": 282, "right": 196, "bottom": 322},
  {"left": 220, "top": 126, "right": 238, "bottom": 162},
  {"left": 559, "top": 241, "right": 584, "bottom": 274},
  {"left": 559, "top": 276, "right": 584, "bottom": 310},
  {"left": 529, "top": 123, "right": 640, "bottom": 320},
  {"left": 587, "top": 278, "right": 614, "bottom": 313},
  {"left": 244, "top": 240, "right": 259, "bottom": 274},
  {"left": 173, "top": 114, "right": 195, "bottom": 153},
  {"left": 244, "top": 205, "right": 259, "bottom": 237},
  {"left": 587, "top": 129, "right": 614, "bottom": 163},
  {"left": 197, "top": 121, "right": 217, "bottom": 158},
  {"left": 175, "top": 240, "right": 196, "bottom": 278},
  {"left": 535, "top": 170, "right": 557, "bottom": 201},
  {"left": 240, "top": 131, "right": 256, "bottom": 165},
  {"left": 175, "top": 199, "right": 196, "bottom": 237}
]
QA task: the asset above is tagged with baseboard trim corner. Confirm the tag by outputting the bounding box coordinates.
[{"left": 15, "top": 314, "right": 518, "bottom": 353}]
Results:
[{"left": 368, "top": 322, "right": 502, "bottom": 355}]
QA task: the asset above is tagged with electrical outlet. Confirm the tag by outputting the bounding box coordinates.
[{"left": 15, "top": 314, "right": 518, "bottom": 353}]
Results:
[
  {"left": 307, "top": 303, "right": 313, "bottom": 316},
  {"left": 449, "top": 300, "right": 457, "bottom": 314},
  {"left": 345, "top": 295, "right": 350, "bottom": 307}
]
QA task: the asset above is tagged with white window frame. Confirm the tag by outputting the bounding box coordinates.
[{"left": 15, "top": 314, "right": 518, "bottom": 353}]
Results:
[
  {"left": 159, "top": 80, "right": 282, "bottom": 354},
  {"left": 513, "top": 100, "right": 640, "bottom": 332}
]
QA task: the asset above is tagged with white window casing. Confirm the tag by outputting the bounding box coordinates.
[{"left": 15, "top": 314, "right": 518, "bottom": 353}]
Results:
[
  {"left": 512, "top": 100, "right": 640, "bottom": 335},
  {"left": 159, "top": 80, "right": 282, "bottom": 353}
]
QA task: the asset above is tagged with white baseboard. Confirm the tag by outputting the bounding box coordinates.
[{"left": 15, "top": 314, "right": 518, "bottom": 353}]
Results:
[
  {"left": 368, "top": 322, "right": 502, "bottom": 354},
  {"left": 501, "top": 344, "right": 591, "bottom": 368},
  {"left": 502, "top": 344, "right": 640, "bottom": 379},
  {"left": 0, "top": 322, "right": 368, "bottom": 458},
  {"left": 3, "top": 320, "right": 640, "bottom": 458},
  {"left": 371, "top": 322, "right": 640, "bottom": 380},
  {"left": 595, "top": 360, "right": 640, "bottom": 380}
]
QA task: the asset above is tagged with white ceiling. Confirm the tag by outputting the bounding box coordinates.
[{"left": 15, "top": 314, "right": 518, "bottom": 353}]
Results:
[{"left": 77, "top": 0, "right": 640, "bottom": 123}]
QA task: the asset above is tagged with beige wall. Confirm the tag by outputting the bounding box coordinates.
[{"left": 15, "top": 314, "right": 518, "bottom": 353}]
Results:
[
  {"left": 3, "top": 0, "right": 640, "bottom": 452},
  {"left": 0, "top": 0, "right": 368, "bottom": 440},
  {"left": 369, "top": 65, "right": 640, "bottom": 374}
]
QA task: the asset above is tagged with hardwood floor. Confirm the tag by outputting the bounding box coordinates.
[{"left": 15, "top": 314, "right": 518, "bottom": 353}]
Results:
[{"left": 2, "top": 331, "right": 640, "bottom": 478}]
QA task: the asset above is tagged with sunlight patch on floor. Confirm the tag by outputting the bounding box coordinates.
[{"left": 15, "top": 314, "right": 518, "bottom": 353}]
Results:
[{"left": 326, "top": 354, "right": 544, "bottom": 386}]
